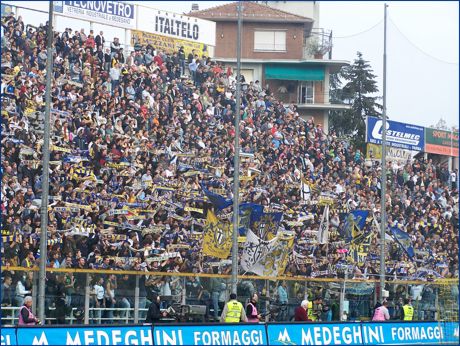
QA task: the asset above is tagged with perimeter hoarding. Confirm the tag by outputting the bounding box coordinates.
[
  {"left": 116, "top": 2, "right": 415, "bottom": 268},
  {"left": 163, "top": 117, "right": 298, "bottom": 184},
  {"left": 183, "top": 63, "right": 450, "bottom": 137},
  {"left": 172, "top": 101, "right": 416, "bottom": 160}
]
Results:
[
  {"left": 137, "top": 7, "right": 216, "bottom": 47},
  {"left": 15, "top": 325, "right": 153, "bottom": 345},
  {"left": 0, "top": 327, "right": 16, "bottom": 346},
  {"left": 366, "top": 116, "right": 425, "bottom": 152},
  {"left": 2, "top": 322, "right": 458, "bottom": 345},
  {"left": 53, "top": 1, "right": 136, "bottom": 29},
  {"left": 131, "top": 30, "right": 209, "bottom": 57},
  {"left": 425, "top": 128, "right": 459, "bottom": 157},
  {"left": 153, "top": 324, "right": 267, "bottom": 345},
  {"left": 267, "top": 322, "right": 459, "bottom": 345}
]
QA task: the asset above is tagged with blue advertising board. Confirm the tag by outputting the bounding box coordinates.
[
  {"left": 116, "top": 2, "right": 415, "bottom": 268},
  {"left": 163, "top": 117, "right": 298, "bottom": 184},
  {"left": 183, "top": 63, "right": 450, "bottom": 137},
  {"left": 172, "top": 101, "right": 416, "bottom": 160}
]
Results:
[
  {"left": 153, "top": 324, "right": 267, "bottom": 345},
  {"left": 366, "top": 116, "right": 425, "bottom": 151},
  {"left": 16, "top": 325, "right": 153, "bottom": 345},
  {"left": 267, "top": 322, "right": 459, "bottom": 345},
  {"left": 267, "top": 322, "right": 366, "bottom": 345},
  {"left": 439, "top": 322, "right": 459, "bottom": 345},
  {"left": 0, "top": 327, "right": 16, "bottom": 346},
  {"left": 4, "top": 322, "right": 458, "bottom": 345}
]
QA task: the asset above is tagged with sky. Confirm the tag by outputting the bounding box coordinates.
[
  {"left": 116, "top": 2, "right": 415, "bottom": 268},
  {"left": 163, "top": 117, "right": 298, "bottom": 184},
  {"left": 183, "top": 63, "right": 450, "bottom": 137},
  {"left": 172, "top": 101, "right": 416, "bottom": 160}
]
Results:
[{"left": 7, "top": 1, "right": 459, "bottom": 130}]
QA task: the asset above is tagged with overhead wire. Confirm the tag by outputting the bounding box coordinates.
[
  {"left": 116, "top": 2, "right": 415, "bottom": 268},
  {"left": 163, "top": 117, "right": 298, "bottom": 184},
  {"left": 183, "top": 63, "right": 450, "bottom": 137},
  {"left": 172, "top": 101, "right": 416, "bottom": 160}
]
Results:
[
  {"left": 334, "top": 19, "right": 383, "bottom": 39},
  {"left": 388, "top": 16, "right": 459, "bottom": 66}
]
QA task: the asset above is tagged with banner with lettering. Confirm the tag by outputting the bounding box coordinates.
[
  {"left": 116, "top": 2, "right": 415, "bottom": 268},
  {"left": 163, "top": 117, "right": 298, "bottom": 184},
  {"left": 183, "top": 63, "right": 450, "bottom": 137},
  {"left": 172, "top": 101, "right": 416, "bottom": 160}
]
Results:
[
  {"left": 131, "top": 29, "right": 208, "bottom": 57},
  {"left": 425, "top": 128, "right": 459, "bottom": 157},
  {"left": 137, "top": 7, "right": 216, "bottom": 46},
  {"left": 54, "top": 1, "right": 136, "bottom": 29},
  {"left": 366, "top": 116, "right": 425, "bottom": 151},
  {"left": 366, "top": 143, "right": 413, "bottom": 162}
]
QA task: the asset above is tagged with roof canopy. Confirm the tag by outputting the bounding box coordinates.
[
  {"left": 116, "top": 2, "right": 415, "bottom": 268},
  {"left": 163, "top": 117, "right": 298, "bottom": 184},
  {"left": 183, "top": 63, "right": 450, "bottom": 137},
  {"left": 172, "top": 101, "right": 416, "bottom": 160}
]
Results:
[{"left": 265, "top": 64, "right": 325, "bottom": 81}]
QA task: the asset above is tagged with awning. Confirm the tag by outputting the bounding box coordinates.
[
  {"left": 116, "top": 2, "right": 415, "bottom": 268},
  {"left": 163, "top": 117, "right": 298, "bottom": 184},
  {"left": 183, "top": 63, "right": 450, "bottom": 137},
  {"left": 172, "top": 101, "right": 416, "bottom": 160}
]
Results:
[{"left": 265, "top": 64, "right": 325, "bottom": 81}]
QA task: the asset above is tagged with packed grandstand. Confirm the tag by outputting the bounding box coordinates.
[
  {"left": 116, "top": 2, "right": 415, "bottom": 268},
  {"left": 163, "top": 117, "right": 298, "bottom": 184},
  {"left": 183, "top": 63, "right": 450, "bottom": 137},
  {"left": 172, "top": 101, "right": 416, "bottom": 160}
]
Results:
[{"left": 1, "top": 11, "right": 458, "bottom": 324}]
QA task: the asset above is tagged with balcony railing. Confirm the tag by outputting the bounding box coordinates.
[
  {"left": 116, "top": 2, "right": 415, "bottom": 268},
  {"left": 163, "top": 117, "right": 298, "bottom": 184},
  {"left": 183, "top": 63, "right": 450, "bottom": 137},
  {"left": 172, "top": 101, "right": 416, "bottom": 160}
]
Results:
[{"left": 304, "top": 28, "right": 333, "bottom": 60}]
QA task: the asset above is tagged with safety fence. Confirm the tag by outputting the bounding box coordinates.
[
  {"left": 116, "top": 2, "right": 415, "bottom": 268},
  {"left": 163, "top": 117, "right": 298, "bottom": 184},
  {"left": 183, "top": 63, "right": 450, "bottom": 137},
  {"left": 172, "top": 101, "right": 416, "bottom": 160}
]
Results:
[
  {"left": 0, "top": 321, "right": 459, "bottom": 345},
  {"left": 1, "top": 266, "right": 458, "bottom": 325},
  {"left": 0, "top": 306, "right": 149, "bottom": 325}
]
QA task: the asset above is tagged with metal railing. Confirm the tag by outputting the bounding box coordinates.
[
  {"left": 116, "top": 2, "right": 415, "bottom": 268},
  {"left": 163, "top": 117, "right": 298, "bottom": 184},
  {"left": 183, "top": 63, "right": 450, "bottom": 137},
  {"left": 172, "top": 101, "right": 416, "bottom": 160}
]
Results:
[
  {"left": 1, "top": 306, "right": 149, "bottom": 325},
  {"left": 1, "top": 266, "right": 458, "bottom": 325}
]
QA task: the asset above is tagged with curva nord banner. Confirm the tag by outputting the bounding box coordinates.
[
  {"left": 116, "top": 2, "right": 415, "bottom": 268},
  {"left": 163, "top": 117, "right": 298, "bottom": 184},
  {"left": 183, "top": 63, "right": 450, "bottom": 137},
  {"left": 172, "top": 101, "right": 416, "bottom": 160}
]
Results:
[{"left": 366, "top": 116, "right": 425, "bottom": 152}]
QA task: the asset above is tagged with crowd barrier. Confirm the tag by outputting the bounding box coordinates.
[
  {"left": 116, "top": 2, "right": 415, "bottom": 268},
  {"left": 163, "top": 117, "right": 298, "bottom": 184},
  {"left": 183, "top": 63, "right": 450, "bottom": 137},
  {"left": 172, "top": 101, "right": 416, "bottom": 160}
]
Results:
[{"left": 1, "top": 321, "right": 458, "bottom": 345}]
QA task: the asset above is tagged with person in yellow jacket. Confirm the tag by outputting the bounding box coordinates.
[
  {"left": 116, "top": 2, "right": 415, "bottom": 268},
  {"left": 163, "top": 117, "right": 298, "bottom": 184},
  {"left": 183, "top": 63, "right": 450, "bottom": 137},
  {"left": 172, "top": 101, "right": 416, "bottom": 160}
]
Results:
[
  {"left": 220, "top": 293, "right": 248, "bottom": 323},
  {"left": 401, "top": 298, "right": 414, "bottom": 321},
  {"left": 307, "top": 296, "right": 322, "bottom": 321}
]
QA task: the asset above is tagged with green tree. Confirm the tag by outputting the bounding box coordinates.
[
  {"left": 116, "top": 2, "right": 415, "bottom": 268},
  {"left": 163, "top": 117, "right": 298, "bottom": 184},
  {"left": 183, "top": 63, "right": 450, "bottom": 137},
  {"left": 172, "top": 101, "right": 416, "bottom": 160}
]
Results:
[{"left": 329, "top": 52, "right": 382, "bottom": 147}]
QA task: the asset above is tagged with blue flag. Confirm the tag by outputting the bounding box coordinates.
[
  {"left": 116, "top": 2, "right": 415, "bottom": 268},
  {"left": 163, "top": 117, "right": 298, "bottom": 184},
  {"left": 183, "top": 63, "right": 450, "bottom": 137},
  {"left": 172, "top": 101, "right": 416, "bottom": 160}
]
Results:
[
  {"left": 390, "top": 227, "right": 415, "bottom": 258},
  {"left": 239, "top": 203, "right": 262, "bottom": 236},
  {"left": 342, "top": 210, "right": 369, "bottom": 242},
  {"left": 250, "top": 207, "right": 283, "bottom": 240},
  {"left": 201, "top": 184, "right": 233, "bottom": 211}
]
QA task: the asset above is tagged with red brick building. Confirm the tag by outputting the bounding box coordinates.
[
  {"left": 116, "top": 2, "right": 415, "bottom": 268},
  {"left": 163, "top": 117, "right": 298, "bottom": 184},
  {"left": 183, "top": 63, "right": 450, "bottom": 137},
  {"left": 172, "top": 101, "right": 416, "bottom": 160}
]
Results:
[{"left": 191, "top": 1, "right": 350, "bottom": 129}]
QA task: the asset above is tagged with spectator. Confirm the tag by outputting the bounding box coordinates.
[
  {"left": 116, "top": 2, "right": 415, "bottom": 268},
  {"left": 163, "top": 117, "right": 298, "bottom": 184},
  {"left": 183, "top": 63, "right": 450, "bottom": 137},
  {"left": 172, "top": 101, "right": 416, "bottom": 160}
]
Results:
[
  {"left": 0, "top": 13, "right": 458, "bottom": 325},
  {"left": 294, "top": 300, "right": 309, "bottom": 321},
  {"left": 246, "top": 292, "right": 261, "bottom": 322},
  {"left": 372, "top": 300, "right": 390, "bottom": 321},
  {"left": 18, "top": 296, "right": 39, "bottom": 325}
]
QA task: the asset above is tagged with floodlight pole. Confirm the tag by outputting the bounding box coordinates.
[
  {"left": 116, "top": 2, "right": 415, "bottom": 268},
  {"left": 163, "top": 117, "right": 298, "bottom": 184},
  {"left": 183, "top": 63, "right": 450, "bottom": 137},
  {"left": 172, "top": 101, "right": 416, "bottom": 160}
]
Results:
[
  {"left": 379, "top": 3, "right": 388, "bottom": 303},
  {"left": 38, "top": 1, "right": 53, "bottom": 324},
  {"left": 231, "top": 0, "right": 243, "bottom": 295}
]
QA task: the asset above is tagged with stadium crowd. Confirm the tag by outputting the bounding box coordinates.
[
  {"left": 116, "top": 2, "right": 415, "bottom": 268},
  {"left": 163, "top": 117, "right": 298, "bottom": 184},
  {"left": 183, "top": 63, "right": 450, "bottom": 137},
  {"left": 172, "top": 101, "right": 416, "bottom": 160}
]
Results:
[{"left": 1, "top": 13, "right": 458, "bottom": 323}]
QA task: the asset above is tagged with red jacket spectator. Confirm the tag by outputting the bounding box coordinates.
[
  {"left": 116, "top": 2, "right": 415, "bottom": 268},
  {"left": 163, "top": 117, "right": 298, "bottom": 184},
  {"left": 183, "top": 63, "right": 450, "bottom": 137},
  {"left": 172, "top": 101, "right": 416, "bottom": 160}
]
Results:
[
  {"left": 294, "top": 301, "right": 310, "bottom": 321},
  {"left": 294, "top": 306, "right": 309, "bottom": 321}
]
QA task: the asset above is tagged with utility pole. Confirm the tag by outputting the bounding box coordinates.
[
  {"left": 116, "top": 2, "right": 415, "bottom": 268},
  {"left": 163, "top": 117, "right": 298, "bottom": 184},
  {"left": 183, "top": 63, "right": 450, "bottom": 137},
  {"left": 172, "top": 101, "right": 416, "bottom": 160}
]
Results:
[
  {"left": 231, "top": 0, "right": 243, "bottom": 295},
  {"left": 38, "top": 1, "right": 53, "bottom": 324},
  {"left": 379, "top": 3, "right": 388, "bottom": 303}
]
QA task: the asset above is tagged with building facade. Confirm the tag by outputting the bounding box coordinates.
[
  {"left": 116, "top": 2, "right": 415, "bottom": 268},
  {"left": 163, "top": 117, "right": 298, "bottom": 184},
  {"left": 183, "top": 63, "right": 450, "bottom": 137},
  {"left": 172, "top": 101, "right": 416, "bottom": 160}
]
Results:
[{"left": 191, "top": 1, "right": 350, "bottom": 129}]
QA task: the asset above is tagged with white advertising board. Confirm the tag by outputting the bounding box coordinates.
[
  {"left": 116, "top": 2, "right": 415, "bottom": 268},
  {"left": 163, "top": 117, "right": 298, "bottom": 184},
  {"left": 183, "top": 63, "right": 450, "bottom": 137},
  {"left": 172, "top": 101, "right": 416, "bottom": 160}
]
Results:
[
  {"left": 53, "top": 1, "right": 136, "bottom": 29},
  {"left": 137, "top": 6, "right": 216, "bottom": 47}
]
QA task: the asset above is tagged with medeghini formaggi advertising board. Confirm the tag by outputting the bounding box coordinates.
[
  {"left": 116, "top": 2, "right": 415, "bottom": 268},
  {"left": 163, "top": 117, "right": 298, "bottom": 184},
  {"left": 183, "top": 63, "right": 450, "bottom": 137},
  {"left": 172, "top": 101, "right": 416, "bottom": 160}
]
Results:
[{"left": 1, "top": 321, "right": 458, "bottom": 345}]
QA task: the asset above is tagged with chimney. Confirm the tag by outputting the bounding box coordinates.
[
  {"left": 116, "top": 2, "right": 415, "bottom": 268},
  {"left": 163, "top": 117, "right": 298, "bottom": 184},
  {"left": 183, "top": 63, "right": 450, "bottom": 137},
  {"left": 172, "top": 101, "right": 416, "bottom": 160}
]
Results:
[{"left": 191, "top": 3, "right": 199, "bottom": 11}]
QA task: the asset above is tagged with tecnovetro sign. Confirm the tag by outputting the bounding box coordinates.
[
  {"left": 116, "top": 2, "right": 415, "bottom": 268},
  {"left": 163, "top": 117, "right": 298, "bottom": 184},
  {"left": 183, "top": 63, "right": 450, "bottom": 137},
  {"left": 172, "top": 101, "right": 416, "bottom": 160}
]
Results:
[
  {"left": 366, "top": 116, "right": 425, "bottom": 152},
  {"left": 53, "top": 1, "right": 136, "bottom": 29},
  {"left": 137, "top": 7, "right": 216, "bottom": 47}
]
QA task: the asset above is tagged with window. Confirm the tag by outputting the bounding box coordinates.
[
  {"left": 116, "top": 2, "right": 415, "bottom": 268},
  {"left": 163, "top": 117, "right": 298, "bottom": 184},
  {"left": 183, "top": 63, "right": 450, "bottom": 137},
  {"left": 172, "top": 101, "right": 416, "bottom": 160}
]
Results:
[
  {"left": 254, "top": 30, "right": 286, "bottom": 51},
  {"left": 299, "top": 82, "right": 314, "bottom": 104}
]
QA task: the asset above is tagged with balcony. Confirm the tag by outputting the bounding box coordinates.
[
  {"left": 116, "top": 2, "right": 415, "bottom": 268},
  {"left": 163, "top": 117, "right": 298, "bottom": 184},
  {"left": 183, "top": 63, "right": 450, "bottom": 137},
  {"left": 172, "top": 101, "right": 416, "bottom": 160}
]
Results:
[
  {"left": 303, "top": 28, "right": 333, "bottom": 60},
  {"left": 271, "top": 79, "right": 351, "bottom": 111}
]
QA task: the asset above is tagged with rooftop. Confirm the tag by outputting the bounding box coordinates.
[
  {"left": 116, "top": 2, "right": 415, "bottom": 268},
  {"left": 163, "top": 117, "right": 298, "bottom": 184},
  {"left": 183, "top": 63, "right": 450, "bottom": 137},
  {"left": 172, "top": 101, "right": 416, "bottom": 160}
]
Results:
[{"left": 189, "top": 1, "right": 313, "bottom": 24}]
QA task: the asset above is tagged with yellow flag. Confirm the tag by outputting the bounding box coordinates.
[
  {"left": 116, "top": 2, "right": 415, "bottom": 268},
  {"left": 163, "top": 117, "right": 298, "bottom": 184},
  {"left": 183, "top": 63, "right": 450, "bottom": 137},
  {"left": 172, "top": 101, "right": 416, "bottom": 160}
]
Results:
[{"left": 203, "top": 210, "right": 233, "bottom": 259}]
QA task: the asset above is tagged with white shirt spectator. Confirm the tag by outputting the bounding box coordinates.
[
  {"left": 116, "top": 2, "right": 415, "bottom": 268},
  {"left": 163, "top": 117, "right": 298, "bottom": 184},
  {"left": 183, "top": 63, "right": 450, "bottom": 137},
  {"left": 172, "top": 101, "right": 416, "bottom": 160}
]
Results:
[{"left": 94, "top": 284, "right": 105, "bottom": 300}]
